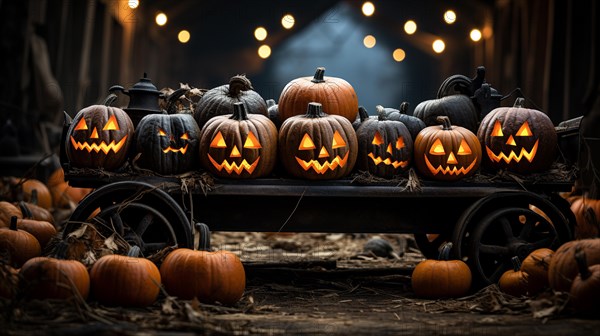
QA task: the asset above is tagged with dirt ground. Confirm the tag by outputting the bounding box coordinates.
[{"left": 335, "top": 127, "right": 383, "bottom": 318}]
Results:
[{"left": 2, "top": 232, "right": 599, "bottom": 335}]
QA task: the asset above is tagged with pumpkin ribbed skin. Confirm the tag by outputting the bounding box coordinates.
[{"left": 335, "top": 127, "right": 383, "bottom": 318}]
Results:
[
  {"left": 477, "top": 98, "right": 557, "bottom": 173},
  {"left": 570, "top": 250, "right": 600, "bottom": 312},
  {"left": 413, "top": 117, "right": 481, "bottom": 181},
  {"left": 548, "top": 239, "right": 600, "bottom": 292},
  {"left": 520, "top": 248, "right": 553, "bottom": 294},
  {"left": 378, "top": 103, "right": 426, "bottom": 141},
  {"left": 199, "top": 103, "right": 278, "bottom": 179},
  {"left": 278, "top": 103, "right": 358, "bottom": 180},
  {"left": 18, "top": 201, "right": 55, "bottom": 225},
  {"left": 194, "top": 75, "right": 268, "bottom": 129},
  {"left": 569, "top": 196, "right": 600, "bottom": 239},
  {"left": 413, "top": 95, "right": 479, "bottom": 133},
  {"left": 16, "top": 218, "right": 57, "bottom": 249},
  {"left": 20, "top": 179, "right": 53, "bottom": 210},
  {"left": 0, "top": 201, "right": 22, "bottom": 227},
  {"left": 135, "top": 113, "right": 201, "bottom": 175},
  {"left": 90, "top": 248, "right": 161, "bottom": 307},
  {"left": 20, "top": 257, "right": 90, "bottom": 300},
  {"left": 160, "top": 248, "right": 246, "bottom": 305},
  {"left": 356, "top": 109, "right": 413, "bottom": 178},
  {"left": 498, "top": 257, "right": 530, "bottom": 297},
  {"left": 0, "top": 217, "right": 41, "bottom": 267},
  {"left": 278, "top": 67, "right": 358, "bottom": 123},
  {"left": 66, "top": 103, "right": 134, "bottom": 171}
]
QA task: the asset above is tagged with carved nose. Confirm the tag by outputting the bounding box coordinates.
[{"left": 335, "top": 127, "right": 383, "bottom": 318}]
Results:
[
  {"left": 447, "top": 152, "right": 458, "bottom": 164},
  {"left": 506, "top": 135, "right": 516, "bottom": 146},
  {"left": 319, "top": 147, "right": 329, "bottom": 158},
  {"left": 90, "top": 127, "right": 99, "bottom": 139},
  {"left": 230, "top": 145, "right": 241, "bottom": 158}
]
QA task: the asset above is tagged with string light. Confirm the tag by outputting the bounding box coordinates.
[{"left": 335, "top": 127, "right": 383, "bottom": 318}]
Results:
[
  {"left": 155, "top": 13, "right": 167, "bottom": 26},
  {"left": 258, "top": 45, "right": 271, "bottom": 59},
  {"left": 404, "top": 20, "right": 417, "bottom": 35},
  {"left": 128, "top": 0, "right": 139, "bottom": 9},
  {"left": 281, "top": 14, "right": 295, "bottom": 29},
  {"left": 178, "top": 30, "right": 190, "bottom": 43},
  {"left": 362, "top": 2, "right": 375, "bottom": 16},
  {"left": 363, "top": 35, "right": 376, "bottom": 48},
  {"left": 393, "top": 49, "right": 406, "bottom": 62},
  {"left": 432, "top": 39, "right": 445, "bottom": 53},
  {"left": 254, "top": 27, "right": 268, "bottom": 41},
  {"left": 444, "top": 10, "right": 456, "bottom": 24}
]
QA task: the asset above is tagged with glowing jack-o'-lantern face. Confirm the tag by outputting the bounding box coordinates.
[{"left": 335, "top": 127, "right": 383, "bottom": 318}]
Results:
[
  {"left": 135, "top": 113, "right": 200, "bottom": 175},
  {"left": 414, "top": 116, "right": 481, "bottom": 181},
  {"left": 279, "top": 102, "right": 358, "bottom": 180},
  {"left": 66, "top": 102, "right": 134, "bottom": 171},
  {"left": 477, "top": 98, "right": 557, "bottom": 173},
  {"left": 199, "top": 102, "right": 278, "bottom": 179},
  {"left": 356, "top": 116, "right": 414, "bottom": 178}
]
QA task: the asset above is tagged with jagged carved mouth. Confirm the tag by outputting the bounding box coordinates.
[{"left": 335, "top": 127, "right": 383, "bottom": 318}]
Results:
[
  {"left": 485, "top": 140, "right": 539, "bottom": 164},
  {"left": 295, "top": 152, "right": 349, "bottom": 174},
  {"left": 208, "top": 154, "right": 260, "bottom": 175},
  {"left": 163, "top": 144, "right": 189, "bottom": 154},
  {"left": 424, "top": 155, "right": 477, "bottom": 176},
  {"left": 368, "top": 153, "right": 408, "bottom": 169},
  {"left": 70, "top": 136, "right": 127, "bottom": 154}
]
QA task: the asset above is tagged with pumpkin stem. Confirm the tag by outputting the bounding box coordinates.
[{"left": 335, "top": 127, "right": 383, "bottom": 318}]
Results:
[
  {"left": 399, "top": 102, "right": 410, "bottom": 115},
  {"left": 9, "top": 216, "right": 17, "bottom": 231},
  {"left": 128, "top": 245, "right": 141, "bottom": 258},
  {"left": 63, "top": 111, "right": 73, "bottom": 125},
  {"left": 438, "top": 242, "right": 453, "bottom": 260},
  {"left": 230, "top": 102, "right": 250, "bottom": 121},
  {"left": 228, "top": 75, "right": 253, "bottom": 97},
  {"left": 195, "top": 223, "right": 212, "bottom": 251},
  {"left": 103, "top": 93, "right": 118, "bottom": 106},
  {"left": 305, "top": 102, "right": 326, "bottom": 118},
  {"left": 312, "top": 67, "right": 326, "bottom": 83},
  {"left": 436, "top": 116, "right": 453, "bottom": 130},
  {"left": 266, "top": 99, "right": 277, "bottom": 108},
  {"left": 575, "top": 248, "right": 592, "bottom": 280},
  {"left": 357, "top": 106, "right": 370, "bottom": 123},
  {"left": 510, "top": 256, "right": 522, "bottom": 272},
  {"left": 513, "top": 97, "right": 526, "bottom": 108},
  {"left": 18, "top": 201, "right": 33, "bottom": 219}
]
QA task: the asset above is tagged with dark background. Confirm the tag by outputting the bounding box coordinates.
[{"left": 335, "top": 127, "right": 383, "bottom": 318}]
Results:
[{"left": 1, "top": 0, "right": 598, "bottom": 157}]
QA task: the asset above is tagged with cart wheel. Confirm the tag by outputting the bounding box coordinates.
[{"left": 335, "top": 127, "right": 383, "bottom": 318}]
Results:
[
  {"left": 63, "top": 181, "right": 193, "bottom": 255},
  {"left": 413, "top": 233, "right": 450, "bottom": 259},
  {"left": 451, "top": 191, "right": 574, "bottom": 288},
  {"left": 470, "top": 207, "right": 559, "bottom": 285}
]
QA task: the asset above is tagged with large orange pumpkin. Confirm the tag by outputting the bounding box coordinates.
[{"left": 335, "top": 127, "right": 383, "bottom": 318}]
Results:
[
  {"left": 0, "top": 201, "right": 22, "bottom": 228},
  {"left": 548, "top": 238, "right": 600, "bottom": 292},
  {"left": 520, "top": 248, "right": 553, "bottom": 294},
  {"left": 569, "top": 196, "right": 600, "bottom": 239},
  {"left": 277, "top": 67, "right": 358, "bottom": 123},
  {"left": 0, "top": 216, "right": 41, "bottom": 267},
  {"left": 570, "top": 249, "right": 600, "bottom": 313}
]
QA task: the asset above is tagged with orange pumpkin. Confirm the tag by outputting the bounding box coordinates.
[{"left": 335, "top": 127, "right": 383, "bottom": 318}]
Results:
[
  {"left": 520, "top": 248, "right": 553, "bottom": 294},
  {"left": 498, "top": 256, "right": 530, "bottom": 297},
  {"left": 0, "top": 201, "right": 22, "bottom": 228},
  {"left": 16, "top": 217, "right": 57, "bottom": 249},
  {"left": 570, "top": 249, "right": 600, "bottom": 313},
  {"left": 17, "top": 201, "right": 54, "bottom": 225},
  {"left": 569, "top": 196, "right": 600, "bottom": 239},
  {"left": 548, "top": 238, "right": 600, "bottom": 292},
  {"left": 0, "top": 216, "right": 41, "bottom": 267},
  {"left": 20, "top": 179, "right": 53, "bottom": 210}
]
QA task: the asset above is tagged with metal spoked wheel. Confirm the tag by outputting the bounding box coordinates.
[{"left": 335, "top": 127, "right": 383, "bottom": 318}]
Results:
[
  {"left": 470, "top": 207, "right": 559, "bottom": 285},
  {"left": 63, "top": 181, "right": 193, "bottom": 256}
]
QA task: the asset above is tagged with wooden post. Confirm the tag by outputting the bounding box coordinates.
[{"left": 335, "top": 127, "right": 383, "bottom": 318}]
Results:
[{"left": 75, "top": 0, "right": 96, "bottom": 111}]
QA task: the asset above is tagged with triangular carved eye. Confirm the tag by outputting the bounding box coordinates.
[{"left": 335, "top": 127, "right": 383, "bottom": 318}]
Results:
[
  {"left": 74, "top": 118, "right": 88, "bottom": 131},
  {"left": 491, "top": 120, "right": 503, "bottom": 137},
  {"left": 210, "top": 132, "right": 227, "bottom": 148},
  {"left": 372, "top": 131, "right": 384, "bottom": 146},
  {"left": 429, "top": 139, "right": 445, "bottom": 155},
  {"left": 396, "top": 136, "right": 405, "bottom": 149},
  {"left": 516, "top": 121, "right": 532, "bottom": 136},
  {"left": 457, "top": 139, "right": 472, "bottom": 155},
  {"left": 158, "top": 128, "right": 167, "bottom": 136},
  {"left": 244, "top": 131, "right": 262, "bottom": 149},
  {"left": 299, "top": 133, "right": 316, "bottom": 150},
  {"left": 180, "top": 132, "right": 189, "bottom": 140},
  {"left": 103, "top": 115, "right": 120, "bottom": 131},
  {"left": 332, "top": 131, "right": 346, "bottom": 148}
]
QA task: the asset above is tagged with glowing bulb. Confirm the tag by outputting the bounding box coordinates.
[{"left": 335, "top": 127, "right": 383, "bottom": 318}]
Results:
[
  {"left": 258, "top": 45, "right": 271, "bottom": 59},
  {"left": 155, "top": 13, "right": 167, "bottom": 26},
  {"left": 362, "top": 2, "right": 375, "bottom": 16},
  {"left": 178, "top": 30, "right": 190, "bottom": 43},
  {"left": 404, "top": 20, "right": 417, "bottom": 35},
  {"left": 444, "top": 10, "right": 456, "bottom": 24},
  {"left": 482, "top": 26, "right": 493, "bottom": 39},
  {"left": 393, "top": 48, "right": 406, "bottom": 62},
  {"left": 432, "top": 39, "right": 445, "bottom": 53},
  {"left": 254, "top": 27, "right": 268, "bottom": 41},
  {"left": 363, "top": 35, "right": 376, "bottom": 48},
  {"left": 470, "top": 29, "right": 482, "bottom": 42},
  {"left": 128, "top": 0, "right": 139, "bottom": 9},
  {"left": 281, "top": 14, "right": 295, "bottom": 29}
]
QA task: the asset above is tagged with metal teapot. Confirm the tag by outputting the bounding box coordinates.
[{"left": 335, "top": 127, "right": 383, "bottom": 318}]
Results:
[{"left": 109, "top": 73, "right": 163, "bottom": 127}]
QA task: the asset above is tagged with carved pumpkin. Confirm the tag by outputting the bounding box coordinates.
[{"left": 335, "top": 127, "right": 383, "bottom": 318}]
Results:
[
  {"left": 498, "top": 256, "right": 530, "bottom": 297},
  {"left": 90, "top": 246, "right": 161, "bottom": 307},
  {"left": 413, "top": 94, "right": 479, "bottom": 133},
  {"left": 376, "top": 103, "right": 426, "bottom": 141},
  {"left": 199, "top": 102, "right": 277, "bottom": 178},
  {"left": 356, "top": 107, "right": 413, "bottom": 178},
  {"left": 194, "top": 75, "right": 268, "bottom": 129},
  {"left": 477, "top": 98, "right": 557, "bottom": 173},
  {"left": 411, "top": 242, "right": 472, "bottom": 298},
  {"left": 0, "top": 216, "right": 41, "bottom": 267},
  {"left": 520, "top": 248, "right": 553, "bottom": 294},
  {"left": 548, "top": 238, "right": 600, "bottom": 292},
  {"left": 570, "top": 249, "right": 600, "bottom": 313},
  {"left": 160, "top": 223, "right": 246, "bottom": 305},
  {"left": 19, "top": 246, "right": 90, "bottom": 300},
  {"left": 278, "top": 102, "right": 358, "bottom": 180},
  {"left": 66, "top": 95, "right": 134, "bottom": 171},
  {"left": 135, "top": 113, "right": 201, "bottom": 175},
  {"left": 278, "top": 67, "right": 358, "bottom": 123},
  {"left": 414, "top": 116, "right": 482, "bottom": 181}
]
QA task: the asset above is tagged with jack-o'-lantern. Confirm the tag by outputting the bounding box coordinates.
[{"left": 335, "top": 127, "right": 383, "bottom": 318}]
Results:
[
  {"left": 278, "top": 102, "right": 358, "bottom": 180},
  {"left": 478, "top": 98, "right": 557, "bottom": 173},
  {"left": 66, "top": 95, "right": 134, "bottom": 171},
  {"left": 356, "top": 107, "right": 413, "bottom": 178},
  {"left": 199, "top": 102, "right": 277, "bottom": 178},
  {"left": 135, "top": 113, "right": 200, "bottom": 175},
  {"left": 414, "top": 116, "right": 481, "bottom": 181}
]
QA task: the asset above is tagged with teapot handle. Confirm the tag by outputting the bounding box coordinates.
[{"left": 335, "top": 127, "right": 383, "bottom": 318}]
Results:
[{"left": 109, "top": 85, "right": 127, "bottom": 95}]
